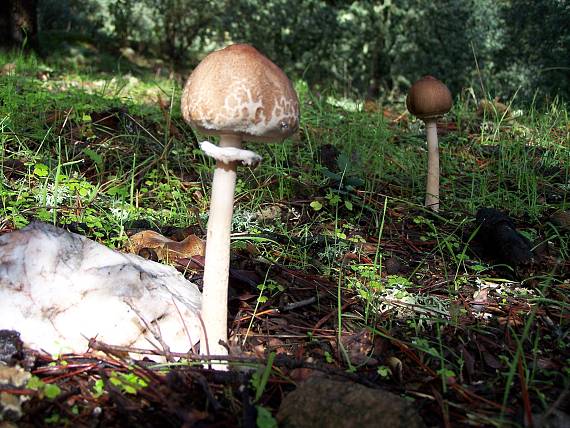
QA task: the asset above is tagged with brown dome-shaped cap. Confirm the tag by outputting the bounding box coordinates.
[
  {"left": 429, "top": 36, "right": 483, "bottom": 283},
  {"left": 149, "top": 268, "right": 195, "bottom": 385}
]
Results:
[
  {"left": 406, "top": 76, "right": 452, "bottom": 120},
  {"left": 181, "top": 44, "right": 299, "bottom": 142}
]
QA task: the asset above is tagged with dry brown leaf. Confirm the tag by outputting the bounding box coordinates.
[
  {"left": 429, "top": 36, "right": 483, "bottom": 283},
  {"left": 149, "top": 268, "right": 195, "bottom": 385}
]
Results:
[
  {"left": 340, "top": 330, "right": 375, "bottom": 366},
  {"left": 477, "top": 97, "right": 510, "bottom": 118},
  {"left": 267, "top": 338, "right": 287, "bottom": 355},
  {"left": 128, "top": 230, "right": 205, "bottom": 263},
  {"left": 471, "top": 287, "right": 490, "bottom": 313},
  {"left": 386, "top": 356, "right": 403, "bottom": 383},
  {"left": 482, "top": 351, "right": 502, "bottom": 369},
  {"left": 363, "top": 99, "right": 380, "bottom": 113},
  {"left": 1, "top": 63, "right": 16, "bottom": 76},
  {"left": 358, "top": 242, "right": 379, "bottom": 255},
  {"left": 497, "top": 315, "right": 524, "bottom": 327}
]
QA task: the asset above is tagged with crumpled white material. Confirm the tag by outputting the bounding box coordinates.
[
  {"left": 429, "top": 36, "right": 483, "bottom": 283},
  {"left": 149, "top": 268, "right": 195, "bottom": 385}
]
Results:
[{"left": 0, "top": 222, "right": 202, "bottom": 356}]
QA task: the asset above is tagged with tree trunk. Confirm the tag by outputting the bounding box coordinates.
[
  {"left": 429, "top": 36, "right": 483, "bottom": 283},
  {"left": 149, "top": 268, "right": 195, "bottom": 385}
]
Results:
[{"left": 0, "top": 0, "right": 38, "bottom": 50}]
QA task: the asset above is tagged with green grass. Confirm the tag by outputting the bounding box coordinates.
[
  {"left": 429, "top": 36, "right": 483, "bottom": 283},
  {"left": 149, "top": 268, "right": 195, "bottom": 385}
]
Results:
[{"left": 1, "top": 49, "right": 569, "bottom": 426}]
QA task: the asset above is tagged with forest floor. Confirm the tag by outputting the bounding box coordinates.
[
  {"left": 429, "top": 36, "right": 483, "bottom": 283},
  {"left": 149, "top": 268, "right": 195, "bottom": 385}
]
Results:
[{"left": 0, "top": 45, "right": 569, "bottom": 427}]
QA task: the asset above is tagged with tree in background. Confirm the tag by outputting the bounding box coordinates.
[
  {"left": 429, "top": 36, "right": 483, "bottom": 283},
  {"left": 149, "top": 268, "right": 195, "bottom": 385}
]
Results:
[
  {"left": 145, "top": 0, "right": 227, "bottom": 63},
  {"left": 108, "top": 0, "right": 136, "bottom": 47},
  {"left": 222, "top": 0, "right": 341, "bottom": 89},
  {"left": 0, "top": 0, "right": 38, "bottom": 50},
  {"left": 37, "top": 0, "right": 105, "bottom": 42},
  {"left": 332, "top": 1, "right": 411, "bottom": 98},
  {"left": 497, "top": 0, "right": 570, "bottom": 102},
  {"left": 388, "top": 0, "right": 506, "bottom": 97},
  {"left": 32, "top": 0, "right": 570, "bottom": 103}
]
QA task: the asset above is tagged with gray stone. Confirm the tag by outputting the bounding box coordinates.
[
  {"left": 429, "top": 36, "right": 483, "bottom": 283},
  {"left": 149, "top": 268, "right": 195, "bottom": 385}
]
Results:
[{"left": 277, "top": 377, "right": 425, "bottom": 428}]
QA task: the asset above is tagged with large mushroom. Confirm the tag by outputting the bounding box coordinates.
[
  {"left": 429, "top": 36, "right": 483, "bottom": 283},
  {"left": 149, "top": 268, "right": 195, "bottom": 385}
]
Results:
[
  {"left": 181, "top": 44, "right": 299, "bottom": 360},
  {"left": 406, "top": 76, "right": 452, "bottom": 212}
]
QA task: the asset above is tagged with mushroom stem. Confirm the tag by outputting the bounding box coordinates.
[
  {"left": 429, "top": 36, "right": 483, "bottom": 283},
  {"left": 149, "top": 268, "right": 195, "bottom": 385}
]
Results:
[
  {"left": 200, "top": 134, "right": 242, "bottom": 360},
  {"left": 425, "top": 120, "right": 440, "bottom": 212}
]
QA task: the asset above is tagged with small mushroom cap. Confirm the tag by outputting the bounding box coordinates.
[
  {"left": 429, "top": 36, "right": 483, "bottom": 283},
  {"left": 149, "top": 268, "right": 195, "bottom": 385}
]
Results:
[
  {"left": 181, "top": 44, "right": 299, "bottom": 142},
  {"left": 406, "top": 76, "right": 452, "bottom": 120}
]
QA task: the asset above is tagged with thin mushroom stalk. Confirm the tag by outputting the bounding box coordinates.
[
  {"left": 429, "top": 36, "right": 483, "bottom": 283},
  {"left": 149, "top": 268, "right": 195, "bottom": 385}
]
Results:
[
  {"left": 200, "top": 135, "right": 242, "bottom": 358},
  {"left": 199, "top": 137, "right": 261, "bottom": 364},
  {"left": 425, "top": 121, "right": 440, "bottom": 211}
]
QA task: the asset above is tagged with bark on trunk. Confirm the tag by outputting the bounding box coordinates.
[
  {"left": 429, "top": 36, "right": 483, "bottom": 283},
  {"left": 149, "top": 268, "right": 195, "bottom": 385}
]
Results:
[{"left": 1, "top": 0, "right": 38, "bottom": 50}]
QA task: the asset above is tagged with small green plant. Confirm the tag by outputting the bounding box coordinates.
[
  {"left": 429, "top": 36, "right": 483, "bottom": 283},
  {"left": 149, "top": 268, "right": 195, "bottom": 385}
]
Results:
[
  {"left": 44, "top": 412, "right": 67, "bottom": 425},
  {"left": 310, "top": 199, "right": 323, "bottom": 211},
  {"left": 377, "top": 365, "right": 391, "bottom": 378},
  {"left": 347, "top": 264, "right": 383, "bottom": 315},
  {"left": 109, "top": 371, "right": 148, "bottom": 395},
  {"left": 256, "top": 405, "right": 278, "bottom": 428},
  {"left": 26, "top": 376, "right": 62, "bottom": 399},
  {"left": 251, "top": 352, "right": 275, "bottom": 402},
  {"left": 91, "top": 378, "right": 105, "bottom": 398},
  {"left": 250, "top": 353, "right": 278, "bottom": 428},
  {"left": 256, "top": 280, "right": 285, "bottom": 304}
]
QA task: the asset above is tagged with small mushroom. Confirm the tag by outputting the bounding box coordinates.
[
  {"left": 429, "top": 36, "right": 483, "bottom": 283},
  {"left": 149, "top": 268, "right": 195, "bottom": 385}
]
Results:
[
  {"left": 181, "top": 44, "right": 299, "bottom": 361},
  {"left": 406, "top": 76, "right": 452, "bottom": 212}
]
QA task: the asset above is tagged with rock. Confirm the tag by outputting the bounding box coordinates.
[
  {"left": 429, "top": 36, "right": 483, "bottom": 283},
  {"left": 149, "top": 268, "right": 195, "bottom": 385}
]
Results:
[
  {"left": 474, "top": 208, "right": 533, "bottom": 267},
  {"left": 277, "top": 377, "right": 425, "bottom": 428},
  {"left": 0, "top": 222, "right": 201, "bottom": 356},
  {"left": 384, "top": 256, "right": 402, "bottom": 275},
  {"left": 0, "top": 331, "right": 23, "bottom": 364}
]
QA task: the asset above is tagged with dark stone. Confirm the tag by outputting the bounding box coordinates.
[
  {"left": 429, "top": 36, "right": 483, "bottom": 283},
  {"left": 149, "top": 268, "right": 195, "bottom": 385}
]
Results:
[
  {"left": 277, "top": 377, "right": 425, "bottom": 428},
  {"left": 384, "top": 256, "right": 402, "bottom": 275},
  {"left": 0, "top": 330, "right": 23, "bottom": 364},
  {"left": 474, "top": 208, "right": 533, "bottom": 267}
]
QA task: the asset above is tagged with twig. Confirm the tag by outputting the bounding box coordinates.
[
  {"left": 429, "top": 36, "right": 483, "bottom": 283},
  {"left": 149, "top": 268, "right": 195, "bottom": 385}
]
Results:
[{"left": 87, "top": 339, "right": 380, "bottom": 388}]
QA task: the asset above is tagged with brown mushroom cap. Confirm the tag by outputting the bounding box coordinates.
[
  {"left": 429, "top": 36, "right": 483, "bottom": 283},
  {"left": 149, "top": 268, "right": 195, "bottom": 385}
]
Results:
[
  {"left": 406, "top": 76, "right": 452, "bottom": 120},
  {"left": 181, "top": 44, "right": 299, "bottom": 142}
]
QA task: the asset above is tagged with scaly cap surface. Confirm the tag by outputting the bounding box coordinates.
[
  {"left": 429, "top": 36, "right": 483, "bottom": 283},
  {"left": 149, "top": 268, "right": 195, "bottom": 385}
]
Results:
[{"left": 181, "top": 44, "right": 299, "bottom": 142}]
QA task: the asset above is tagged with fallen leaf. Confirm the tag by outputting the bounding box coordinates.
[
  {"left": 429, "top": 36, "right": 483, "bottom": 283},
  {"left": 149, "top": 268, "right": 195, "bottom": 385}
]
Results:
[
  {"left": 128, "top": 230, "right": 205, "bottom": 263},
  {"left": 471, "top": 287, "right": 490, "bottom": 313},
  {"left": 268, "top": 338, "right": 287, "bottom": 355},
  {"left": 497, "top": 315, "right": 524, "bottom": 327},
  {"left": 363, "top": 99, "right": 380, "bottom": 113},
  {"left": 255, "top": 204, "right": 282, "bottom": 221},
  {"left": 482, "top": 350, "right": 502, "bottom": 370},
  {"left": 1, "top": 63, "right": 16, "bottom": 75},
  {"left": 340, "top": 330, "right": 375, "bottom": 366},
  {"left": 386, "top": 356, "right": 403, "bottom": 383},
  {"left": 477, "top": 97, "right": 510, "bottom": 118}
]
